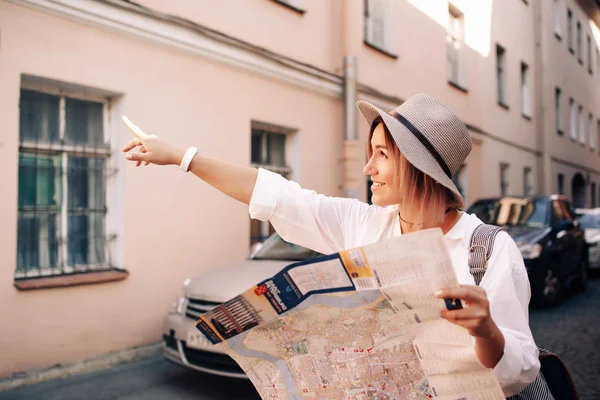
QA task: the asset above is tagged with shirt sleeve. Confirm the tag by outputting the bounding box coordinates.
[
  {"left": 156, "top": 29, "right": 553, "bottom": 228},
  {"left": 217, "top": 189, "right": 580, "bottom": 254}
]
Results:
[
  {"left": 480, "top": 232, "right": 541, "bottom": 397},
  {"left": 248, "top": 168, "right": 378, "bottom": 254}
]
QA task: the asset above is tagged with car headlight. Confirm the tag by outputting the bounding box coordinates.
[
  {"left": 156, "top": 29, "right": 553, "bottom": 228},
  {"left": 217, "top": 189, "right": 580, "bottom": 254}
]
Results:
[
  {"left": 518, "top": 243, "right": 542, "bottom": 259},
  {"left": 170, "top": 296, "right": 187, "bottom": 315}
]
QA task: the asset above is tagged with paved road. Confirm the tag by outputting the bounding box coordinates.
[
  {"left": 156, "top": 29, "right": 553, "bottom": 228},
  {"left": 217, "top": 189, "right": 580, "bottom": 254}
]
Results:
[
  {"left": 528, "top": 272, "right": 600, "bottom": 400},
  {"left": 2, "top": 277, "right": 599, "bottom": 400}
]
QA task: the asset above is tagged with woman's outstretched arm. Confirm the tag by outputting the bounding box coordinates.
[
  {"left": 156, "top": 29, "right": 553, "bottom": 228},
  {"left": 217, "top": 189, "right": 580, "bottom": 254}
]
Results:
[{"left": 121, "top": 116, "right": 258, "bottom": 205}]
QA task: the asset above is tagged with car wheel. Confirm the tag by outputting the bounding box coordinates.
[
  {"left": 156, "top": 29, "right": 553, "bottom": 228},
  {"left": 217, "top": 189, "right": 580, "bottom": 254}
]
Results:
[
  {"left": 534, "top": 267, "right": 562, "bottom": 308},
  {"left": 574, "top": 256, "right": 588, "bottom": 292}
]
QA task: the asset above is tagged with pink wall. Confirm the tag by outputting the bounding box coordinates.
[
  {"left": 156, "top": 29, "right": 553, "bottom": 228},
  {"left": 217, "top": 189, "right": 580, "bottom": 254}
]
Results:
[{"left": 0, "top": 1, "right": 343, "bottom": 376}]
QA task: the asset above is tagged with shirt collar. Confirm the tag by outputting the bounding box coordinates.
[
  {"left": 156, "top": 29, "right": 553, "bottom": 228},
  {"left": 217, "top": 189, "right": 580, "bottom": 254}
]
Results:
[{"left": 444, "top": 212, "right": 470, "bottom": 243}]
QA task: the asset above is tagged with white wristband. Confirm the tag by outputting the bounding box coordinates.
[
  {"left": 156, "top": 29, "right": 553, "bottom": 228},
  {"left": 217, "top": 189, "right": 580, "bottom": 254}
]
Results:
[{"left": 179, "top": 146, "right": 198, "bottom": 172}]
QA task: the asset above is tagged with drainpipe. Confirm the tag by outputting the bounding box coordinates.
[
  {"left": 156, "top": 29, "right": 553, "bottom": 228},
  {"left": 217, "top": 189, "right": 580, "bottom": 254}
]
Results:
[
  {"left": 343, "top": 56, "right": 361, "bottom": 200},
  {"left": 342, "top": 1, "right": 362, "bottom": 200}
]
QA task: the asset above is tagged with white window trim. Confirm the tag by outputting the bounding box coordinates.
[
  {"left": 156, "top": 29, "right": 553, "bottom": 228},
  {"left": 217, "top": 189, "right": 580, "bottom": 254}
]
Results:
[{"left": 16, "top": 80, "right": 124, "bottom": 279}]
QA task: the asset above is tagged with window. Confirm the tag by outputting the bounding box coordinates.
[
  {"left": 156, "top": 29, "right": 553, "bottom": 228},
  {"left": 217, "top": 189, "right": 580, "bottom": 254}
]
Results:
[
  {"left": 555, "top": 87, "right": 563, "bottom": 134},
  {"left": 590, "top": 113, "right": 595, "bottom": 150},
  {"left": 554, "top": 0, "right": 561, "bottom": 38},
  {"left": 569, "top": 97, "right": 576, "bottom": 139},
  {"left": 523, "top": 167, "right": 532, "bottom": 197},
  {"left": 579, "top": 105, "right": 585, "bottom": 144},
  {"left": 447, "top": 5, "right": 466, "bottom": 89},
  {"left": 567, "top": 8, "right": 574, "bottom": 53},
  {"left": 521, "top": 62, "right": 531, "bottom": 117},
  {"left": 364, "top": 0, "right": 395, "bottom": 55},
  {"left": 577, "top": 21, "right": 582, "bottom": 63},
  {"left": 250, "top": 125, "right": 290, "bottom": 245},
  {"left": 597, "top": 48, "right": 600, "bottom": 79},
  {"left": 17, "top": 87, "right": 113, "bottom": 279},
  {"left": 592, "top": 183, "right": 597, "bottom": 208},
  {"left": 500, "top": 163, "right": 509, "bottom": 196},
  {"left": 496, "top": 45, "right": 507, "bottom": 106},
  {"left": 558, "top": 173, "right": 565, "bottom": 195},
  {"left": 588, "top": 35, "right": 593, "bottom": 74}
]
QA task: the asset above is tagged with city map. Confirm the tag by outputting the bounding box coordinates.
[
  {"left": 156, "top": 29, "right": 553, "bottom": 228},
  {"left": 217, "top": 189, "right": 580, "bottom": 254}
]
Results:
[{"left": 195, "top": 228, "right": 505, "bottom": 399}]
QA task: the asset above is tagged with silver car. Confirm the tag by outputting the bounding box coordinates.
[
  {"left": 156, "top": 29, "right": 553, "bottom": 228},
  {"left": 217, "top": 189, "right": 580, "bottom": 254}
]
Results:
[
  {"left": 162, "top": 233, "right": 321, "bottom": 378},
  {"left": 577, "top": 208, "right": 600, "bottom": 269}
]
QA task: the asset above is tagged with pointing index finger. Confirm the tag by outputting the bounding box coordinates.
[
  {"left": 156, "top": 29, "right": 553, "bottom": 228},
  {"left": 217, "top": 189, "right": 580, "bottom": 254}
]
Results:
[{"left": 122, "top": 115, "right": 148, "bottom": 140}]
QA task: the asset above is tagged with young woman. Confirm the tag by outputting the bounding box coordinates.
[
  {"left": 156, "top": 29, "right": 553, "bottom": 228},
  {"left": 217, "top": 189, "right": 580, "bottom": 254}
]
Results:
[{"left": 122, "top": 93, "right": 539, "bottom": 397}]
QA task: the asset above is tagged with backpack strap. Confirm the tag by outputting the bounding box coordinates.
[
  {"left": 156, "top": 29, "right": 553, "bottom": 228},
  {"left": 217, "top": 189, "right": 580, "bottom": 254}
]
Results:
[{"left": 468, "top": 223, "right": 505, "bottom": 286}]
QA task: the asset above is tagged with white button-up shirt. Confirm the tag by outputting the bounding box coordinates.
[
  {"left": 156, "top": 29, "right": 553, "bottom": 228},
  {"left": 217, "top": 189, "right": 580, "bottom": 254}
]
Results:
[{"left": 249, "top": 168, "right": 540, "bottom": 397}]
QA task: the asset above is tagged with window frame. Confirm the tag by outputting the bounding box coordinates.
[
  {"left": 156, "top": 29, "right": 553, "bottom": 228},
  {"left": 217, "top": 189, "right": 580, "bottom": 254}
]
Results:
[
  {"left": 577, "top": 20, "right": 583, "bottom": 64},
  {"left": 520, "top": 62, "right": 531, "bottom": 118},
  {"left": 558, "top": 173, "right": 565, "bottom": 195},
  {"left": 500, "top": 162, "right": 510, "bottom": 196},
  {"left": 16, "top": 81, "right": 117, "bottom": 280},
  {"left": 567, "top": 8, "right": 574, "bottom": 53},
  {"left": 496, "top": 44, "right": 507, "bottom": 108},
  {"left": 569, "top": 97, "right": 577, "bottom": 140},
  {"left": 589, "top": 113, "right": 595, "bottom": 151},
  {"left": 447, "top": 5, "right": 467, "bottom": 91},
  {"left": 578, "top": 104, "right": 585, "bottom": 145},
  {"left": 554, "top": 0, "right": 562, "bottom": 39},
  {"left": 523, "top": 167, "right": 532, "bottom": 197},
  {"left": 250, "top": 123, "right": 292, "bottom": 245},
  {"left": 555, "top": 87, "right": 563, "bottom": 135},
  {"left": 363, "top": 0, "right": 398, "bottom": 58}
]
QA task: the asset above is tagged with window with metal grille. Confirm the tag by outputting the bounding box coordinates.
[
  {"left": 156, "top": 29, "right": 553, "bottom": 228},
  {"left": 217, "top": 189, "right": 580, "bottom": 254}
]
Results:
[
  {"left": 16, "top": 87, "right": 115, "bottom": 279},
  {"left": 250, "top": 125, "right": 291, "bottom": 246}
]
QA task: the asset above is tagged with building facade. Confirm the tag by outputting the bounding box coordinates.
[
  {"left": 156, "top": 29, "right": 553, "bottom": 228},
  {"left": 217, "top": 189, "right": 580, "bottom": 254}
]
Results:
[{"left": 0, "top": 0, "right": 598, "bottom": 378}]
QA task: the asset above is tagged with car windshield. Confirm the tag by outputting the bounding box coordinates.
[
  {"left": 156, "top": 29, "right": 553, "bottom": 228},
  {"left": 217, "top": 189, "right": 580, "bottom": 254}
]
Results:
[
  {"left": 468, "top": 198, "right": 549, "bottom": 228},
  {"left": 579, "top": 214, "right": 600, "bottom": 229},
  {"left": 251, "top": 233, "right": 322, "bottom": 261}
]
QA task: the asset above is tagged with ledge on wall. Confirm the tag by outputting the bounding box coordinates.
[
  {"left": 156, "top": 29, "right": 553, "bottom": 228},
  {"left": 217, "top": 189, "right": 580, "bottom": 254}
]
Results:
[{"left": 14, "top": 269, "right": 129, "bottom": 291}]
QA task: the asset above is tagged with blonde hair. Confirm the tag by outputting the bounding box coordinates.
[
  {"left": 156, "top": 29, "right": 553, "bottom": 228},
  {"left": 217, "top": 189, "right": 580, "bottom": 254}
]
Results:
[{"left": 368, "top": 118, "right": 456, "bottom": 228}]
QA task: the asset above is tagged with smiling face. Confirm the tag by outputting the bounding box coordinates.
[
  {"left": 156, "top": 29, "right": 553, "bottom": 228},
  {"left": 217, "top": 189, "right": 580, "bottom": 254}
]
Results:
[{"left": 363, "top": 121, "right": 402, "bottom": 207}]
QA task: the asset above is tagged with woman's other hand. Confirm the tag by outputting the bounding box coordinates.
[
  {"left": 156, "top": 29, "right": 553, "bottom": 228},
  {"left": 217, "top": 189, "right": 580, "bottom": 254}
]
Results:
[
  {"left": 121, "top": 116, "right": 185, "bottom": 167},
  {"left": 435, "top": 284, "right": 505, "bottom": 368}
]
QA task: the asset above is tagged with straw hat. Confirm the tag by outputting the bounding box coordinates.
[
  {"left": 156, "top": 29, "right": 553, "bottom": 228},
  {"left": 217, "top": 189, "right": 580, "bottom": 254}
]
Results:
[{"left": 357, "top": 93, "right": 472, "bottom": 209}]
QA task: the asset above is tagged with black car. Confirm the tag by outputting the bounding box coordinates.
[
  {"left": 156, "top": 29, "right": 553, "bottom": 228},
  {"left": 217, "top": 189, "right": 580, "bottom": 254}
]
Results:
[{"left": 467, "top": 195, "right": 588, "bottom": 307}]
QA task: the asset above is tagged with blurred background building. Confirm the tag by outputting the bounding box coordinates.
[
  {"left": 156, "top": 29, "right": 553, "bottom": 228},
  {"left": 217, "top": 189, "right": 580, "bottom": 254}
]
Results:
[{"left": 0, "top": 0, "right": 599, "bottom": 380}]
